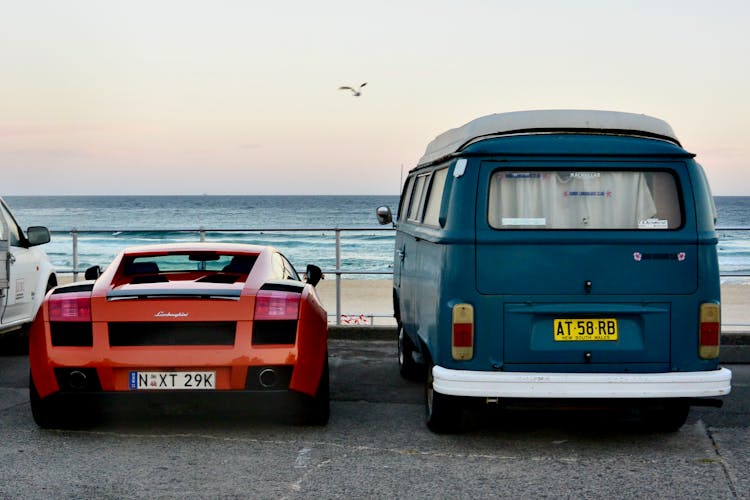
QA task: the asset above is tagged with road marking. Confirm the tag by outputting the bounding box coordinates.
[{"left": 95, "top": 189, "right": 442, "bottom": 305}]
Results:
[{"left": 294, "top": 447, "right": 312, "bottom": 469}]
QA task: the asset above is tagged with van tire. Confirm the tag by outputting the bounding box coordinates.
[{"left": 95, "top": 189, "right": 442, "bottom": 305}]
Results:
[
  {"left": 641, "top": 401, "right": 690, "bottom": 432},
  {"left": 425, "top": 362, "right": 463, "bottom": 433},
  {"left": 398, "top": 326, "right": 423, "bottom": 381}
]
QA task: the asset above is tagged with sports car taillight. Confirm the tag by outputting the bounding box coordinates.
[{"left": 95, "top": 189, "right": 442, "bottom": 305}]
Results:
[
  {"left": 254, "top": 290, "right": 300, "bottom": 320},
  {"left": 48, "top": 292, "right": 92, "bottom": 322},
  {"left": 252, "top": 290, "right": 300, "bottom": 345}
]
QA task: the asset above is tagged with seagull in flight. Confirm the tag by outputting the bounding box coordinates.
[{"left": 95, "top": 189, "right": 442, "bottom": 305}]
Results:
[{"left": 339, "top": 82, "right": 367, "bottom": 96}]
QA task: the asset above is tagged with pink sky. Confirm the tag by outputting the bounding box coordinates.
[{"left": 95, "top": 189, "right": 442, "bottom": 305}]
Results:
[{"left": 2, "top": 0, "right": 749, "bottom": 195}]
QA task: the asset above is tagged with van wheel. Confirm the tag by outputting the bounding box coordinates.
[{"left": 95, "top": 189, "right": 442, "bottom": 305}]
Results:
[
  {"left": 398, "top": 326, "right": 424, "bottom": 381},
  {"left": 425, "top": 362, "right": 463, "bottom": 433},
  {"left": 641, "top": 401, "right": 690, "bottom": 432}
]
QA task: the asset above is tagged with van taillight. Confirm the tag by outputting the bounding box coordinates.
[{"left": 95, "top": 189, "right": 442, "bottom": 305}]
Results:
[
  {"left": 48, "top": 292, "right": 92, "bottom": 322},
  {"left": 699, "top": 302, "right": 720, "bottom": 359},
  {"left": 254, "top": 290, "right": 300, "bottom": 320},
  {"left": 452, "top": 303, "right": 474, "bottom": 360}
]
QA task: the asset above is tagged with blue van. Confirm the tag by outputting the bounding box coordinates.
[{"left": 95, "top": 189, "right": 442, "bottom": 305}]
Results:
[{"left": 377, "top": 110, "right": 732, "bottom": 433}]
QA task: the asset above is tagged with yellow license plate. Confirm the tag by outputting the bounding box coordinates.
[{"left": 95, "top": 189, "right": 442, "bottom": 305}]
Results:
[{"left": 553, "top": 318, "right": 618, "bottom": 341}]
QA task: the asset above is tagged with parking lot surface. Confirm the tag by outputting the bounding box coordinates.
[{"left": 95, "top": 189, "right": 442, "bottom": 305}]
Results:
[{"left": 1, "top": 340, "right": 748, "bottom": 499}]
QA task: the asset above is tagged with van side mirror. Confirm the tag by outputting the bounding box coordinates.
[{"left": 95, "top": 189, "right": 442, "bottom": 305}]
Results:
[
  {"left": 305, "top": 264, "right": 323, "bottom": 287},
  {"left": 26, "top": 226, "right": 51, "bottom": 246},
  {"left": 84, "top": 265, "right": 102, "bottom": 280},
  {"left": 376, "top": 206, "right": 393, "bottom": 225}
]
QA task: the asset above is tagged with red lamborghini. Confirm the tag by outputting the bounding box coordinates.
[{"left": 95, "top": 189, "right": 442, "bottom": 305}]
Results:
[{"left": 29, "top": 243, "right": 329, "bottom": 428}]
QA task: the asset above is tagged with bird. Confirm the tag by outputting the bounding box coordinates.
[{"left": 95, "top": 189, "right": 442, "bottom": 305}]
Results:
[{"left": 338, "top": 82, "right": 367, "bottom": 96}]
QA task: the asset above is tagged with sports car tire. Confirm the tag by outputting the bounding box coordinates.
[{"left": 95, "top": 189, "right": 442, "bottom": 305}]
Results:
[
  {"left": 30, "top": 376, "right": 98, "bottom": 429},
  {"left": 297, "top": 356, "right": 330, "bottom": 426},
  {"left": 398, "top": 326, "right": 423, "bottom": 381},
  {"left": 425, "top": 361, "right": 463, "bottom": 434},
  {"left": 29, "top": 376, "right": 66, "bottom": 429}
]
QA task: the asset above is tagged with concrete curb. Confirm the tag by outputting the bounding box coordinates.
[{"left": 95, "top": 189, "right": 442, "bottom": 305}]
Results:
[
  {"left": 719, "top": 332, "right": 750, "bottom": 363},
  {"left": 329, "top": 325, "right": 397, "bottom": 341},
  {"left": 328, "top": 326, "right": 750, "bottom": 364}
]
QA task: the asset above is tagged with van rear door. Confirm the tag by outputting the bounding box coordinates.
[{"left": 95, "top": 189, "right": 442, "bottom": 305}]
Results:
[{"left": 476, "top": 162, "right": 696, "bottom": 369}]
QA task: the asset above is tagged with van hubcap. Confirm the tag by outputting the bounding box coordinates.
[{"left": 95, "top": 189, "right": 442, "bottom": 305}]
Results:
[{"left": 398, "top": 328, "right": 405, "bottom": 367}]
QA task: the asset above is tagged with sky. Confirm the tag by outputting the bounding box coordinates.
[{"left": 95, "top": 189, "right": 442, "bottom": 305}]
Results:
[{"left": 2, "top": 0, "right": 749, "bottom": 196}]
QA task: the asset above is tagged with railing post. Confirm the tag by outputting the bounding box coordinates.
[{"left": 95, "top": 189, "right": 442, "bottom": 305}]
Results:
[
  {"left": 71, "top": 228, "right": 79, "bottom": 282},
  {"left": 199, "top": 227, "right": 206, "bottom": 242},
  {"left": 335, "top": 227, "right": 341, "bottom": 325}
]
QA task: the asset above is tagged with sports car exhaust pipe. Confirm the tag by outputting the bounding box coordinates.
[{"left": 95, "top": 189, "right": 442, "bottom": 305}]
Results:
[
  {"left": 258, "top": 368, "right": 278, "bottom": 388},
  {"left": 68, "top": 370, "right": 88, "bottom": 390}
]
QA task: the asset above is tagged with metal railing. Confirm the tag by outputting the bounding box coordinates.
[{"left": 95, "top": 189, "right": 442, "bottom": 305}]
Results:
[
  {"left": 52, "top": 226, "right": 750, "bottom": 327},
  {"left": 57, "top": 227, "right": 395, "bottom": 325}
]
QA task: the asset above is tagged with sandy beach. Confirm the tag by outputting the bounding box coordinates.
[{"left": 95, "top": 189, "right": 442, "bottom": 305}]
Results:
[
  {"left": 58, "top": 276, "right": 748, "bottom": 330},
  {"left": 719, "top": 282, "right": 750, "bottom": 332},
  {"left": 317, "top": 279, "right": 750, "bottom": 331}
]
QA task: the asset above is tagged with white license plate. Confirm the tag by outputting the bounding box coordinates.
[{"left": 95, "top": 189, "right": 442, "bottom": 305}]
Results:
[{"left": 129, "top": 371, "right": 216, "bottom": 390}]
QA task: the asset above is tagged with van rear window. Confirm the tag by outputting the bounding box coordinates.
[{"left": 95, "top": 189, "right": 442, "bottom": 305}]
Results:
[{"left": 488, "top": 170, "right": 682, "bottom": 229}]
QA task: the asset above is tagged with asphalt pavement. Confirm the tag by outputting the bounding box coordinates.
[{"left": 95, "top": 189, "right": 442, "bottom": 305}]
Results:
[{"left": 1, "top": 340, "right": 748, "bottom": 499}]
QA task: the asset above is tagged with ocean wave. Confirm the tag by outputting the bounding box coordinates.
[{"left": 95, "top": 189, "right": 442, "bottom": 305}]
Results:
[{"left": 14, "top": 195, "right": 750, "bottom": 278}]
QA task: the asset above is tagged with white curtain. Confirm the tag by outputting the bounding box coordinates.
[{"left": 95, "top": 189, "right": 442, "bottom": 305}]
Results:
[{"left": 489, "top": 172, "right": 658, "bottom": 229}]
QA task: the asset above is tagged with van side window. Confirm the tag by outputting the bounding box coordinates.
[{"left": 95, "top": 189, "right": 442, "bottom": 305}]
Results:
[
  {"left": 488, "top": 170, "right": 682, "bottom": 230},
  {"left": 423, "top": 168, "right": 448, "bottom": 226},
  {"left": 407, "top": 173, "right": 431, "bottom": 222},
  {"left": 398, "top": 176, "right": 416, "bottom": 221}
]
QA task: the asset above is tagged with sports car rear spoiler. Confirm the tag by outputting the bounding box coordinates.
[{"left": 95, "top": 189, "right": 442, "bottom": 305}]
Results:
[{"left": 106, "top": 288, "right": 242, "bottom": 301}]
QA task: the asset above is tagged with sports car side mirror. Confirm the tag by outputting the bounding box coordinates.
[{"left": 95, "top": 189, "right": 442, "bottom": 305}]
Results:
[
  {"left": 305, "top": 264, "right": 323, "bottom": 287},
  {"left": 84, "top": 265, "right": 102, "bottom": 280}
]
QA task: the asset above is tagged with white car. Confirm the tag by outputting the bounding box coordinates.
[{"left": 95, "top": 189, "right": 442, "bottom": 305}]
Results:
[{"left": 0, "top": 197, "right": 56, "bottom": 341}]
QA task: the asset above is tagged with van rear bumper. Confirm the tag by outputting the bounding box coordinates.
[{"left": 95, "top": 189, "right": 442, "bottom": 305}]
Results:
[{"left": 432, "top": 366, "right": 732, "bottom": 399}]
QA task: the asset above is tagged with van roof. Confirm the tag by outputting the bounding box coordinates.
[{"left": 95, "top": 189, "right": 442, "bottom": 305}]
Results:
[{"left": 418, "top": 110, "right": 680, "bottom": 166}]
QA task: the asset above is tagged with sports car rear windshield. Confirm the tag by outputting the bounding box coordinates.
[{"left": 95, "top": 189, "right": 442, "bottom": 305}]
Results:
[
  {"left": 125, "top": 253, "right": 257, "bottom": 274},
  {"left": 488, "top": 170, "right": 682, "bottom": 230}
]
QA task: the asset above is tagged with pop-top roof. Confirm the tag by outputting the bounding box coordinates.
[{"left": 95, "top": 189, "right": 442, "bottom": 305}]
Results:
[{"left": 418, "top": 110, "right": 680, "bottom": 166}]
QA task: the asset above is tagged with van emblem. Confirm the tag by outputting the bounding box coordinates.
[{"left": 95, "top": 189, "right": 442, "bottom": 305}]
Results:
[{"left": 155, "top": 311, "right": 189, "bottom": 318}]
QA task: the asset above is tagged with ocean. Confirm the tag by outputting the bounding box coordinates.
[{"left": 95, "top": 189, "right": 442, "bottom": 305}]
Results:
[
  {"left": 4, "top": 195, "right": 400, "bottom": 278},
  {"left": 4, "top": 195, "right": 750, "bottom": 279}
]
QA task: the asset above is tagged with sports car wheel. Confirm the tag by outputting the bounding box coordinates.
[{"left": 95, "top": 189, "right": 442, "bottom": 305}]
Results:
[
  {"left": 298, "top": 356, "right": 330, "bottom": 426},
  {"left": 398, "top": 326, "right": 423, "bottom": 381},
  {"left": 425, "top": 361, "right": 463, "bottom": 434},
  {"left": 30, "top": 376, "right": 97, "bottom": 429},
  {"left": 29, "top": 376, "right": 66, "bottom": 429}
]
